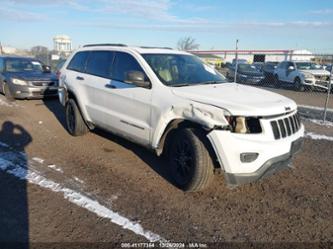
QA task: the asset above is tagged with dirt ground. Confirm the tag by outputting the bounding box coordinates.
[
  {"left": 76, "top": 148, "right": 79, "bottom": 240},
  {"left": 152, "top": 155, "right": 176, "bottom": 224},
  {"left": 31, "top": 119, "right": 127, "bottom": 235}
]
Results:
[{"left": 0, "top": 91, "right": 332, "bottom": 248}]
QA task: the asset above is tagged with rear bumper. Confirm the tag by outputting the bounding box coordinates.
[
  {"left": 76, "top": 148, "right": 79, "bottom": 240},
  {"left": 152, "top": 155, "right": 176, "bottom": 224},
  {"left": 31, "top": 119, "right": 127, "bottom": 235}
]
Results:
[
  {"left": 224, "top": 137, "right": 303, "bottom": 186},
  {"left": 10, "top": 85, "right": 58, "bottom": 99}
]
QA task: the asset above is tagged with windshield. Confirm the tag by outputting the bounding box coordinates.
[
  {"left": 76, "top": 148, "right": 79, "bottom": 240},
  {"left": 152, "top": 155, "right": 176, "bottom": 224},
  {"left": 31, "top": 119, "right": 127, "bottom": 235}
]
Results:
[
  {"left": 296, "top": 62, "right": 322, "bottom": 70},
  {"left": 142, "top": 54, "right": 227, "bottom": 86},
  {"left": 5, "top": 58, "right": 43, "bottom": 73},
  {"left": 238, "top": 64, "right": 260, "bottom": 73}
]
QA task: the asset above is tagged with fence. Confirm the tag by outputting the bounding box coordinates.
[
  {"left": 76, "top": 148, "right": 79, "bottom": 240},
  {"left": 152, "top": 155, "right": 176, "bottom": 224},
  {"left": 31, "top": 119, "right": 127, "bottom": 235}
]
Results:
[{"left": 192, "top": 51, "right": 333, "bottom": 122}]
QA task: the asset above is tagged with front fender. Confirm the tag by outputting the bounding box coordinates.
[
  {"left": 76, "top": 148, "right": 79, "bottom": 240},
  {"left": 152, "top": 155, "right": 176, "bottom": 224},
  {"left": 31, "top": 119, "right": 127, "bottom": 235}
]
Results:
[{"left": 151, "top": 102, "right": 230, "bottom": 151}]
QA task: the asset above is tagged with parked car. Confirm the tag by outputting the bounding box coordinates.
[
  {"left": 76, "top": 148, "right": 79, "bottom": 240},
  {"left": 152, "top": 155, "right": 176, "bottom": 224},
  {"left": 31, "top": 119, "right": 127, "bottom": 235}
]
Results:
[
  {"left": 262, "top": 62, "right": 279, "bottom": 84},
  {"left": 58, "top": 44, "right": 304, "bottom": 192},
  {"left": 252, "top": 62, "right": 265, "bottom": 72},
  {"left": 55, "top": 59, "right": 66, "bottom": 79},
  {"left": 0, "top": 56, "right": 58, "bottom": 100},
  {"left": 324, "top": 64, "right": 332, "bottom": 73},
  {"left": 227, "top": 63, "right": 265, "bottom": 84},
  {"left": 274, "top": 61, "right": 332, "bottom": 91},
  {"left": 232, "top": 58, "right": 248, "bottom": 65}
]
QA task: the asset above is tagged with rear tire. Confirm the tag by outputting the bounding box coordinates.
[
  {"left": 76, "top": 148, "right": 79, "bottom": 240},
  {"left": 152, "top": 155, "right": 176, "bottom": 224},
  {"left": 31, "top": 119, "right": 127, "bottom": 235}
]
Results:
[
  {"left": 168, "top": 128, "right": 214, "bottom": 192},
  {"left": 65, "top": 98, "right": 89, "bottom": 136}
]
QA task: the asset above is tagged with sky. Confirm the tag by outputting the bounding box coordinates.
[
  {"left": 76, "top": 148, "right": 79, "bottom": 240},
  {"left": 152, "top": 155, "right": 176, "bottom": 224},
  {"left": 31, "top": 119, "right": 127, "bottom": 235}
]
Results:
[{"left": 0, "top": 0, "right": 333, "bottom": 52}]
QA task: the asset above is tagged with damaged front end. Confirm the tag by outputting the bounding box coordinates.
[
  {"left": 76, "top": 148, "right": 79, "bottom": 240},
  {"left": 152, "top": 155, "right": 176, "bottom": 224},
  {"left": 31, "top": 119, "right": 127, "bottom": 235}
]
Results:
[{"left": 172, "top": 102, "right": 263, "bottom": 135}]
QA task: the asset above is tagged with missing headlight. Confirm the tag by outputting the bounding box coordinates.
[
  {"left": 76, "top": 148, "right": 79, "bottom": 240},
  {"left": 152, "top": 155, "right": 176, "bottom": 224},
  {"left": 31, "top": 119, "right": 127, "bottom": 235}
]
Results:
[{"left": 226, "top": 116, "right": 262, "bottom": 134}]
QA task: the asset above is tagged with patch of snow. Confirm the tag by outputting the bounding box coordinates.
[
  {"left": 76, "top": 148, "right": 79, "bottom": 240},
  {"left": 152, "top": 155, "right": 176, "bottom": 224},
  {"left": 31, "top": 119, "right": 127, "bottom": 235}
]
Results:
[
  {"left": 305, "top": 132, "right": 333, "bottom": 141},
  {"left": 298, "top": 104, "right": 333, "bottom": 112},
  {"left": 0, "top": 144, "right": 164, "bottom": 242},
  {"left": 0, "top": 99, "right": 17, "bottom": 107},
  {"left": 73, "top": 176, "right": 84, "bottom": 184},
  {"left": 32, "top": 157, "right": 44, "bottom": 164},
  {"left": 48, "top": 164, "right": 64, "bottom": 173},
  {"left": 302, "top": 118, "right": 333, "bottom": 127}
]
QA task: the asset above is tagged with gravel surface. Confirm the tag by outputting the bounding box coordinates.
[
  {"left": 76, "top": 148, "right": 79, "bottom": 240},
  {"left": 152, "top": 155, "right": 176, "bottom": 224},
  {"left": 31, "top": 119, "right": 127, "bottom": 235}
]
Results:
[{"left": 0, "top": 92, "right": 332, "bottom": 248}]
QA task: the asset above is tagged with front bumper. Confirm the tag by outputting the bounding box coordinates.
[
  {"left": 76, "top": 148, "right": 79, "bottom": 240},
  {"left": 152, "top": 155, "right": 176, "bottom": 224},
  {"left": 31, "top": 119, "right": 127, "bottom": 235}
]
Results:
[
  {"left": 207, "top": 112, "right": 304, "bottom": 187},
  {"left": 10, "top": 84, "right": 58, "bottom": 99},
  {"left": 224, "top": 137, "right": 303, "bottom": 186},
  {"left": 303, "top": 79, "right": 333, "bottom": 91}
]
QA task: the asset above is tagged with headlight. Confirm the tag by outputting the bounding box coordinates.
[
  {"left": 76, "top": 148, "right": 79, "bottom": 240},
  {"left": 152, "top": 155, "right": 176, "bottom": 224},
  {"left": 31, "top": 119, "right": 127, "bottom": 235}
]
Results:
[
  {"left": 12, "top": 78, "right": 28, "bottom": 85},
  {"left": 304, "top": 73, "right": 314, "bottom": 79},
  {"left": 238, "top": 74, "right": 248, "bottom": 78}
]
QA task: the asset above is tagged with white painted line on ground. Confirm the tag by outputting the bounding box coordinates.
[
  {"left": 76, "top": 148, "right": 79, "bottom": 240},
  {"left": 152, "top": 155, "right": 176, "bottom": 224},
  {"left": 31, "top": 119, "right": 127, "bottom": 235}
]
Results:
[
  {"left": 298, "top": 104, "right": 333, "bottom": 112},
  {"left": 0, "top": 143, "right": 164, "bottom": 242},
  {"left": 305, "top": 132, "right": 333, "bottom": 142}
]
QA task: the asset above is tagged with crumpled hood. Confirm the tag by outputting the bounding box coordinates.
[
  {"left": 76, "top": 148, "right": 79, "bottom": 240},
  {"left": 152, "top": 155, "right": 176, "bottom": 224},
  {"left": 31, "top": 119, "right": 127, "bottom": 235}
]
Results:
[
  {"left": 171, "top": 83, "right": 297, "bottom": 116},
  {"left": 299, "top": 69, "right": 331, "bottom": 76},
  {"left": 5, "top": 71, "right": 57, "bottom": 81}
]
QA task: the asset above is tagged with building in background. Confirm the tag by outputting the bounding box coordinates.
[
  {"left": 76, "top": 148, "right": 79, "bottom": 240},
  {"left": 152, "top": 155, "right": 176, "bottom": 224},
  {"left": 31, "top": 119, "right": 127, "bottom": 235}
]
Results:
[
  {"left": 53, "top": 35, "right": 72, "bottom": 56},
  {"left": 190, "top": 49, "right": 314, "bottom": 64}
]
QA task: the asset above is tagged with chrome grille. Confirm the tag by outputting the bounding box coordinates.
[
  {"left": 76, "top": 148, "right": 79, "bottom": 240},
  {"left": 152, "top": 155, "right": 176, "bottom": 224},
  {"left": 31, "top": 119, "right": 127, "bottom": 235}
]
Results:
[
  {"left": 314, "top": 75, "right": 329, "bottom": 81},
  {"left": 270, "top": 113, "right": 301, "bottom": 140}
]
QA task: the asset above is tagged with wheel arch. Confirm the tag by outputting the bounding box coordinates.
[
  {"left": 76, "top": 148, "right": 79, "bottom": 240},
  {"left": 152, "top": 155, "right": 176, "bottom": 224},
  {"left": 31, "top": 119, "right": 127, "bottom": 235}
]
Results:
[
  {"left": 155, "top": 118, "right": 220, "bottom": 169},
  {"left": 66, "top": 89, "right": 94, "bottom": 129}
]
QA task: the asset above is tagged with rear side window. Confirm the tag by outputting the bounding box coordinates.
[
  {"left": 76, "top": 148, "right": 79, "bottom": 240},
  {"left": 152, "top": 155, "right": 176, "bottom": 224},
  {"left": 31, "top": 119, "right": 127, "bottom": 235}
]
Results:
[
  {"left": 86, "top": 51, "right": 114, "bottom": 78},
  {"left": 67, "top": 52, "right": 89, "bottom": 72},
  {"left": 112, "top": 52, "right": 144, "bottom": 82}
]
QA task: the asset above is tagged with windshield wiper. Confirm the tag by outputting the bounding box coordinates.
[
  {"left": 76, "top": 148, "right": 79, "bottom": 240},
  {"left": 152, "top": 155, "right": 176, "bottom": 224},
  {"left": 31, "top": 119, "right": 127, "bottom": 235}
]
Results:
[
  {"left": 196, "top": 80, "right": 225, "bottom": 85},
  {"left": 171, "top": 83, "right": 193, "bottom": 87}
]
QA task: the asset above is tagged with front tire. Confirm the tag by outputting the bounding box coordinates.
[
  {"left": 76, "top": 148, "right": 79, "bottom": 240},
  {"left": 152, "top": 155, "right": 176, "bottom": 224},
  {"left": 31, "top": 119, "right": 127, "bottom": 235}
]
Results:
[
  {"left": 169, "top": 128, "right": 214, "bottom": 192},
  {"left": 274, "top": 75, "right": 281, "bottom": 88},
  {"left": 65, "top": 98, "right": 89, "bottom": 136},
  {"left": 294, "top": 78, "right": 305, "bottom": 92},
  {"left": 3, "top": 83, "right": 15, "bottom": 101}
]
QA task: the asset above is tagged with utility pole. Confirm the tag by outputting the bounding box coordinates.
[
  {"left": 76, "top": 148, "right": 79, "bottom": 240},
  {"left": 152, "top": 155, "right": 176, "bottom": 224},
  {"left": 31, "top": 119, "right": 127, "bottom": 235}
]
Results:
[
  {"left": 234, "top": 39, "right": 239, "bottom": 83},
  {"left": 323, "top": 55, "right": 333, "bottom": 122},
  {"left": 0, "top": 42, "right": 3, "bottom": 55}
]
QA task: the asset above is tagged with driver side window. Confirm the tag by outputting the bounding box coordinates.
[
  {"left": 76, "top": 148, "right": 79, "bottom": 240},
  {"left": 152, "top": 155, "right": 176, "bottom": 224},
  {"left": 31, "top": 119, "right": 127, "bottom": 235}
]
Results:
[{"left": 112, "top": 52, "right": 146, "bottom": 82}]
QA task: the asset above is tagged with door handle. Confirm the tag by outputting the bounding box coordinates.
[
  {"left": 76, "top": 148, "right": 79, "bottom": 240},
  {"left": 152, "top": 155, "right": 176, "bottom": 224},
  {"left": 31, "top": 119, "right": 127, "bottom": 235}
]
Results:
[
  {"left": 76, "top": 76, "right": 84, "bottom": 80},
  {"left": 105, "top": 84, "right": 116, "bottom": 89}
]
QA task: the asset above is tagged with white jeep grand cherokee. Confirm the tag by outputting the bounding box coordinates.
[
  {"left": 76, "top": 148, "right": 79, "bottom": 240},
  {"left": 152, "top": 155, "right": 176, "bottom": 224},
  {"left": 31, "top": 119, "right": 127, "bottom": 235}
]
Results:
[{"left": 58, "top": 44, "right": 304, "bottom": 192}]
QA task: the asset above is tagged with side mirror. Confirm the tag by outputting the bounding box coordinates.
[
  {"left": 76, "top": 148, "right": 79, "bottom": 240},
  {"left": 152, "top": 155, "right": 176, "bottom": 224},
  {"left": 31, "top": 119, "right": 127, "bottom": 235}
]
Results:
[
  {"left": 288, "top": 66, "right": 295, "bottom": 71},
  {"left": 125, "top": 71, "right": 151, "bottom": 88},
  {"left": 42, "top": 65, "right": 51, "bottom": 73}
]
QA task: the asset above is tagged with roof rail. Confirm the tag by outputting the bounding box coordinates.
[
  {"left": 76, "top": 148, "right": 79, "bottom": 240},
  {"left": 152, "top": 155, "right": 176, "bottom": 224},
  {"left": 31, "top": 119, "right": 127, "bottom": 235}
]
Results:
[
  {"left": 140, "top": 46, "right": 173, "bottom": 50},
  {"left": 83, "top": 43, "right": 127, "bottom": 48}
]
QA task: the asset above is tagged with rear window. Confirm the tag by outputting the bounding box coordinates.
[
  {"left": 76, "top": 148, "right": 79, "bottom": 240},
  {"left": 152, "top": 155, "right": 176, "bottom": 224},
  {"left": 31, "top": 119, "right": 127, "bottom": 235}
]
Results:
[
  {"left": 67, "top": 52, "right": 89, "bottom": 72},
  {"left": 86, "top": 51, "right": 114, "bottom": 78}
]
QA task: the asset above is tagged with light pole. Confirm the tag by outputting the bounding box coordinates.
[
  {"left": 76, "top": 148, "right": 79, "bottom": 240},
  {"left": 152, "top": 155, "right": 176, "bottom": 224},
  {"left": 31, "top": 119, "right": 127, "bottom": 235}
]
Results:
[
  {"left": 323, "top": 55, "right": 333, "bottom": 122},
  {"left": 234, "top": 39, "right": 239, "bottom": 83}
]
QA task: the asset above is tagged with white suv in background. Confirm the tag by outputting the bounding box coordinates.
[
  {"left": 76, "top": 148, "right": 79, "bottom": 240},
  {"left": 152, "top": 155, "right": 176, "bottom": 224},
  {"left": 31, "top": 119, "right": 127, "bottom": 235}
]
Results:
[
  {"left": 58, "top": 44, "right": 304, "bottom": 192},
  {"left": 274, "top": 61, "right": 332, "bottom": 91}
]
